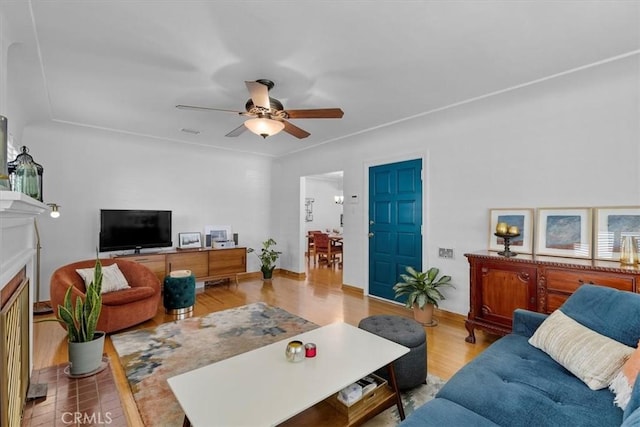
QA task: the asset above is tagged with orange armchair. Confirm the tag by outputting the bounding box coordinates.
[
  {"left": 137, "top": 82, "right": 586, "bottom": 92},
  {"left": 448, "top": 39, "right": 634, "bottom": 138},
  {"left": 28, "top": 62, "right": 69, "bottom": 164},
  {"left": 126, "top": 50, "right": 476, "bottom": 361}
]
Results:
[{"left": 50, "top": 259, "right": 161, "bottom": 333}]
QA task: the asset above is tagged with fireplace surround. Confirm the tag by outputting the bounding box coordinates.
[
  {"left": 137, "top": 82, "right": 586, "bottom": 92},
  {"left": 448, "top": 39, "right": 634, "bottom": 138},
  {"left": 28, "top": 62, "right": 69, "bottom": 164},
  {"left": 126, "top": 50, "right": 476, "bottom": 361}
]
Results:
[{"left": 0, "top": 191, "right": 47, "bottom": 425}]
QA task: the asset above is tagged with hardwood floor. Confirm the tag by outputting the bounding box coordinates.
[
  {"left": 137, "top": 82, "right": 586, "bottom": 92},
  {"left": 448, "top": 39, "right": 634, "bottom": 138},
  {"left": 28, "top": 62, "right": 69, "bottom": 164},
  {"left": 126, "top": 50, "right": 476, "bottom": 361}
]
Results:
[{"left": 32, "top": 265, "right": 497, "bottom": 426}]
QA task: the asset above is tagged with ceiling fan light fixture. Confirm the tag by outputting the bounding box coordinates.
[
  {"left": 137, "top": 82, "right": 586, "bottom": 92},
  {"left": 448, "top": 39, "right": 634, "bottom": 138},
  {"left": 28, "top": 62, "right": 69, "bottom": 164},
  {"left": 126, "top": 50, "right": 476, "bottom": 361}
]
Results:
[
  {"left": 179, "top": 79, "right": 343, "bottom": 140},
  {"left": 244, "top": 117, "right": 285, "bottom": 139}
]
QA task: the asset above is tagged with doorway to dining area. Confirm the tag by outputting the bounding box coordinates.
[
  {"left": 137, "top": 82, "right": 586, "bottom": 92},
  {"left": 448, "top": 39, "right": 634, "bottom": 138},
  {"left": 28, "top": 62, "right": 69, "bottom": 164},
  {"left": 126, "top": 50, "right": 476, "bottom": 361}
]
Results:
[{"left": 302, "top": 171, "right": 344, "bottom": 270}]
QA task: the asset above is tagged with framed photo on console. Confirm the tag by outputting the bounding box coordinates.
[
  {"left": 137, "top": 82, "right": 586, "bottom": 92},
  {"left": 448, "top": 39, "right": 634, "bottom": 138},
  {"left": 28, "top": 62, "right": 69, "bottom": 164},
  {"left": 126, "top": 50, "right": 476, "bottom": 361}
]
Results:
[
  {"left": 178, "top": 232, "right": 202, "bottom": 249},
  {"left": 594, "top": 206, "right": 640, "bottom": 261},
  {"left": 488, "top": 208, "right": 534, "bottom": 254},
  {"left": 535, "top": 207, "right": 592, "bottom": 259}
]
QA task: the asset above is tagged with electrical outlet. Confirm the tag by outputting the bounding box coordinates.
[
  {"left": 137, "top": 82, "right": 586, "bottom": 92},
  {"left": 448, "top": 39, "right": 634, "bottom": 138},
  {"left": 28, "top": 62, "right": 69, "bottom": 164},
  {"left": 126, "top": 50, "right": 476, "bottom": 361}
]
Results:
[{"left": 438, "top": 248, "right": 454, "bottom": 259}]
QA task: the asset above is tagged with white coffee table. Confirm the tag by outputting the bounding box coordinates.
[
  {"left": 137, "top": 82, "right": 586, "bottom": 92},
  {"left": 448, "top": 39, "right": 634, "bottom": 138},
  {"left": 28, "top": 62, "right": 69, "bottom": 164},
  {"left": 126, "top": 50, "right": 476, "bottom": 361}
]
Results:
[{"left": 167, "top": 322, "right": 410, "bottom": 426}]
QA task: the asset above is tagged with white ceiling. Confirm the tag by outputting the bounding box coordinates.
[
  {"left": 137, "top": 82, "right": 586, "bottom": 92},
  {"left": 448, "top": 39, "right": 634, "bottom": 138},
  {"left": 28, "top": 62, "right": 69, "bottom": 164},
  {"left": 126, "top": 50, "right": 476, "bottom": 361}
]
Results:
[{"left": 4, "top": 1, "right": 640, "bottom": 157}]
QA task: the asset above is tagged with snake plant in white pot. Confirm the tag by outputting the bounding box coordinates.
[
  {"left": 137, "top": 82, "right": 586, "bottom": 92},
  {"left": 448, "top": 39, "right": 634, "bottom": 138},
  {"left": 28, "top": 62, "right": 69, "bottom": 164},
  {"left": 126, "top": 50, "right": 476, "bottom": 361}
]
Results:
[
  {"left": 57, "top": 255, "right": 105, "bottom": 375},
  {"left": 393, "top": 266, "right": 454, "bottom": 326}
]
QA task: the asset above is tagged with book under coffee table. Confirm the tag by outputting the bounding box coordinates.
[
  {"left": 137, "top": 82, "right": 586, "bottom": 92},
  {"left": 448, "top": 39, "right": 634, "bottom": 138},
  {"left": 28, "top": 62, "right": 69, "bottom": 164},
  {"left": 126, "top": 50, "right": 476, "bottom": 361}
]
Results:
[{"left": 167, "top": 322, "right": 410, "bottom": 426}]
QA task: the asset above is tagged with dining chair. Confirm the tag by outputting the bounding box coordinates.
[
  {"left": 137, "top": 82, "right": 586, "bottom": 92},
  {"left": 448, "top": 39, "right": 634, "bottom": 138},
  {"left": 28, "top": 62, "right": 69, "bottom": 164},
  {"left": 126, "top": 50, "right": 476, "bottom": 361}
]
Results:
[
  {"left": 307, "top": 230, "right": 322, "bottom": 260},
  {"left": 314, "top": 233, "right": 343, "bottom": 267},
  {"left": 331, "top": 236, "right": 344, "bottom": 268}
]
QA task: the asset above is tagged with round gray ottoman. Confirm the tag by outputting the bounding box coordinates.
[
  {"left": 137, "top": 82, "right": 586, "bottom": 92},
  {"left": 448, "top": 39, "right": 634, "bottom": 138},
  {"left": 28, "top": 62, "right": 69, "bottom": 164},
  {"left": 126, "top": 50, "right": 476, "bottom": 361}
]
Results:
[{"left": 358, "top": 315, "right": 427, "bottom": 390}]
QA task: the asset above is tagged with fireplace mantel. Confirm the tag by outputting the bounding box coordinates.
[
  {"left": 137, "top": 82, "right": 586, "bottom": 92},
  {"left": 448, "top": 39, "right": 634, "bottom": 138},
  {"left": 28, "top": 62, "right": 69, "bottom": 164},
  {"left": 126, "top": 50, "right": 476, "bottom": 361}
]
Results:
[
  {"left": 0, "top": 191, "right": 47, "bottom": 293},
  {"left": 1, "top": 190, "right": 47, "bottom": 398},
  {"left": 0, "top": 191, "right": 48, "bottom": 217},
  {"left": 0, "top": 191, "right": 46, "bottom": 427}
]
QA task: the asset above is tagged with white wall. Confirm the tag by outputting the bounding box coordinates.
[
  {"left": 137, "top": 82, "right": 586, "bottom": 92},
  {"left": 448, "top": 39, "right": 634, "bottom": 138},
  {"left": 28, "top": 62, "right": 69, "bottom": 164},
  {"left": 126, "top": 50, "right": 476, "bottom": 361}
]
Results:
[
  {"left": 1, "top": 3, "right": 50, "bottom": 143},
  {"left": 23, "top": 122, "right": 272, "bottom": 300},
  {"left": 274, "top": 54, "right": 640, "bottom": 315},
  {"left": 0, "top": 4, "right": 272, "bottom": 303},
  {"left": 303, "top": 176, "right": 343, "bottom": 233}
]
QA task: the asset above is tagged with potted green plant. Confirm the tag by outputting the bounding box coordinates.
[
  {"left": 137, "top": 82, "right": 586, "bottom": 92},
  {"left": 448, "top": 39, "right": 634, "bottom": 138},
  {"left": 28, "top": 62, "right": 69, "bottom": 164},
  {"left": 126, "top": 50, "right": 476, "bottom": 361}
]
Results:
[
  {"left": 248, "top": 238, "right": 282, "bottom": 280},
  {"left": 393, "top": 266, "right": 454, "bottom": 326},
  {"left": 56, "top": 255, "right": 105, "bottom": 375}
]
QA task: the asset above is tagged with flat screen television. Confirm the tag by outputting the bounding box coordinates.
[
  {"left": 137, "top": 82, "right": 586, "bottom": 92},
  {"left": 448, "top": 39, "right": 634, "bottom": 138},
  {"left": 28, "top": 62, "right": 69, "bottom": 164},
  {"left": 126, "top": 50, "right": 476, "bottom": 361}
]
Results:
[{"left": 99, "top": 209, "right": 172, "bottom": 253}]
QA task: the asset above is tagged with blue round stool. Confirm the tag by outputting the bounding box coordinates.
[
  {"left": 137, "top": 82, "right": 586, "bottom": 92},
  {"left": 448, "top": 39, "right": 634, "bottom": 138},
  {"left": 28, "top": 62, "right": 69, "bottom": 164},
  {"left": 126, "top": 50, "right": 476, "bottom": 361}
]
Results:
[
  {"left": 163, "top": 270, "right": 196, "bottom": 315},
  {"left": 358, "top": 315, "right": 427, "bottom": 390}
]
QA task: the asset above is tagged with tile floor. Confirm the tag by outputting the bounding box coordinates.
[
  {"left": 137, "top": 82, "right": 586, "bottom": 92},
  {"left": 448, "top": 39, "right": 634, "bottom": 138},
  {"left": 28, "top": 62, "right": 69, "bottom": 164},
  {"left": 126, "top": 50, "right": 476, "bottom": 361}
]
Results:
[{"left": 21, "top": 357, "right": 126, "bottom": 427}]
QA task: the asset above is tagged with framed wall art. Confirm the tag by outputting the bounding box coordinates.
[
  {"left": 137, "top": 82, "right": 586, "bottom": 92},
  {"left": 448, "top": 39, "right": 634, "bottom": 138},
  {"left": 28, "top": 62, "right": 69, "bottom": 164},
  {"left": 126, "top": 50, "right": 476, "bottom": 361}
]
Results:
[
  {"left": 594, "top": 206, "right": 640, "bottom": 261},
  {"left": 178, "top": 232, "right": 202, "bottom": 249},
  {"left": 305, "top": 197, "right": 314, "bottom": 222},
  {"left": 535, "top": 208, "right": 592, "bottom": 258},
  {"left": 488, "top": 208, "right": 534, "bottom": 254}
]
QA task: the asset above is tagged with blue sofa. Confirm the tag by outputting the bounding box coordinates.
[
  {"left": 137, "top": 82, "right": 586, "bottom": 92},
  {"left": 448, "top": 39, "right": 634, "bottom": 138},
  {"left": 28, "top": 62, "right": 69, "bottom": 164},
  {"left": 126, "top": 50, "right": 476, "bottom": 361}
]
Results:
[{"left": 400, "top": 284, "right": 640, "bottom": 427}]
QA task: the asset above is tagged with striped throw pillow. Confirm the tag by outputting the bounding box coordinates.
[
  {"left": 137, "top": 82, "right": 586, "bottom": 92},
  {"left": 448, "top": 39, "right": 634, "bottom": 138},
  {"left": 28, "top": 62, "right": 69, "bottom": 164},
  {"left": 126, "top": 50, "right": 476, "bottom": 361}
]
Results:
[{"left": 529, "top": 309, "right": 634, "bottom": 390}]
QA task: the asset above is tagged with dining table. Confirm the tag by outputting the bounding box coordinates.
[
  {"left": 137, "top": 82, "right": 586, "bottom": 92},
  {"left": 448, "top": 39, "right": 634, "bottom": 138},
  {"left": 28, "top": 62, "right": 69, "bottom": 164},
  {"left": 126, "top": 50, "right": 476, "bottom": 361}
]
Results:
[{"left": 328, "top": 234, "right": 343, "bottom": 242}]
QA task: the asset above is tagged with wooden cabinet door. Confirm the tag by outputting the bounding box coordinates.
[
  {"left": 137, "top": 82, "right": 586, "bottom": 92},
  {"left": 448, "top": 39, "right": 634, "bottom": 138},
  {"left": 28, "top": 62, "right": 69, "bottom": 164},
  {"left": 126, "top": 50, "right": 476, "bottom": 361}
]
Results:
[
  {"left": 476, "top": 261, "right": 537, "bottom": 328},
  {"left": 209, "top": 248, "right": 246, "bottom": 278},
  {"left": 166, "top": 251, "right": 209, "bottom": 279},
  {"left": 118, "top": 254, "right": 166, "bottom": 283}
]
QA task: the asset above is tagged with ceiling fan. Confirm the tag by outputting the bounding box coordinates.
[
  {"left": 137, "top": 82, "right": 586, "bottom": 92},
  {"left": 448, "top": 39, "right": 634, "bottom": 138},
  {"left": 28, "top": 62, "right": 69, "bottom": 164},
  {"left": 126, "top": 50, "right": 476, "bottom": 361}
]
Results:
[{"left": 176, "top": 79, "right": 344, "bottom": 139}]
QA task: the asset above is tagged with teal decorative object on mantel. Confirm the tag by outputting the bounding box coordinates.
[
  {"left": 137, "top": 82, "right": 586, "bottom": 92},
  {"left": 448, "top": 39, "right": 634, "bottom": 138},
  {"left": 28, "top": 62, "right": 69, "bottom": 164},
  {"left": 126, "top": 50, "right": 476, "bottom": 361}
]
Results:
[{"left": 8, "top": 146, "right": 44, "bottom": 201}]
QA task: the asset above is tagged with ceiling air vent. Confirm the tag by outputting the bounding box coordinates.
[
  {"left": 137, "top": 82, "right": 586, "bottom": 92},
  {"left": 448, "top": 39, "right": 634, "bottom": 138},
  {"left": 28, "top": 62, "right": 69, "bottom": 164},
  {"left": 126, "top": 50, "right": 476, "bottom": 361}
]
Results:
[{"left": 180, "top": 128, "right": 201, "bottom": 135}]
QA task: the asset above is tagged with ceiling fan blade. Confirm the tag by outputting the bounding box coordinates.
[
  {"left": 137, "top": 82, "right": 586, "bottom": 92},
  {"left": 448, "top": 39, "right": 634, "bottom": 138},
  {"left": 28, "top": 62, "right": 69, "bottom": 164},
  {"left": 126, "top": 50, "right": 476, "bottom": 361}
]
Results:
[
  {"left": 282, "top": 120, "right": 310, "bottom": 139},
  {"left": 285, "top": 108, "right": 344, "bottom": 119},
  {"left": 176, "top": 104, "right": 246, "bottom": 115},
  {"left": 245, "top": 81, "right": 270, "bottom": 110},
  {"left": 225, "top": 124, "right": 247, "bottom": 137}
]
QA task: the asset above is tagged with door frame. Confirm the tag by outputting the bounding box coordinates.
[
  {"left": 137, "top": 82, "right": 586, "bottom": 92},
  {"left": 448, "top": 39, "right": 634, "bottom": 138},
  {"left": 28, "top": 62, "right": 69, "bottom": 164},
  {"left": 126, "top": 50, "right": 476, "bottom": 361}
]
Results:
[
  {"left": 299, "top": 172, "right": 344, "bottom": 272},
  {"left": 362, "top": 151, "right": 429, "bottom": 297}
]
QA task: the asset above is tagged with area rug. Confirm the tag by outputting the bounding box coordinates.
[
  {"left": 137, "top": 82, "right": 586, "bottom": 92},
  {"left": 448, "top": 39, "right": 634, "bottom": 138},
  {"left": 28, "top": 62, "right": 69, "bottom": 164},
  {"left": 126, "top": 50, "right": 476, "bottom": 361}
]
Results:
[
  {"left": 111, "top": 302, "right": 318, "bottom": 427},
  {"left": 363, "top": 373, "right": 446, "bottom": 426}
]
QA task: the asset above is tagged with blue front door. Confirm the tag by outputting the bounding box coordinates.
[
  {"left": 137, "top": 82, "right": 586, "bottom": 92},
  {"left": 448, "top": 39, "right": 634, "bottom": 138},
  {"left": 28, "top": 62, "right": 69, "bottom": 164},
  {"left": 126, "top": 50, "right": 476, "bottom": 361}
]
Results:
[{"left": 369, "top": 159, "right": 423, "bottom": 301}]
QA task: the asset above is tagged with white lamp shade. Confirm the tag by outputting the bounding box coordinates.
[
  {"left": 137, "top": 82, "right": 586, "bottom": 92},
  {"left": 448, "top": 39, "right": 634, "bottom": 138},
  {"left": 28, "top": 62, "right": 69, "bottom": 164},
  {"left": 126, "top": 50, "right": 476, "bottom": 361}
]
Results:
[{"left": 244, "top": 118, "right": 285, "bottom": 138}]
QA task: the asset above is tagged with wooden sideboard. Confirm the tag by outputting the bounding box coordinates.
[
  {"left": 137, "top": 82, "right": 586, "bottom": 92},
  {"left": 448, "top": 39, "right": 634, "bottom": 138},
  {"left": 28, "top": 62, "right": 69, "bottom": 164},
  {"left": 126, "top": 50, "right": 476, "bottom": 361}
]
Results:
[
  {"left": 115, "top": 247, "right": 247, "bottom": 284},
  {"left": 464, "top": 251, "right": 640, "bottom": 343}
]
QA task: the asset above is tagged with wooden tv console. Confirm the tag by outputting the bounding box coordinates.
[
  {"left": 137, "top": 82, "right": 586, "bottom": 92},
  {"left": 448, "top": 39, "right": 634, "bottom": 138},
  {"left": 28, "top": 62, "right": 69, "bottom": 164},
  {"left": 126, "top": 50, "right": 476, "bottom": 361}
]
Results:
[
  {"left": 465, "top": 251, "right": 640, "bottom": 343},
  {"left": 114, "top": 247, "right": 247, "bottom": 285}
]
